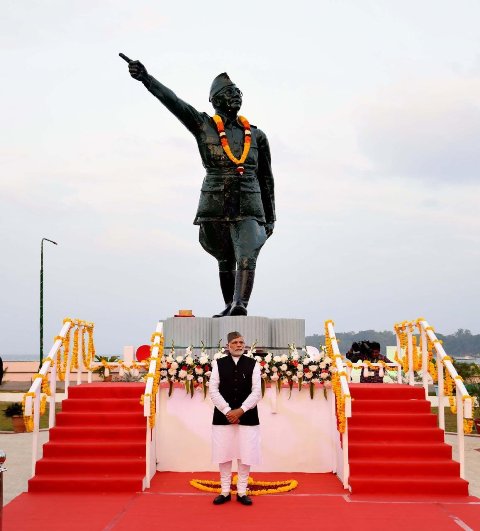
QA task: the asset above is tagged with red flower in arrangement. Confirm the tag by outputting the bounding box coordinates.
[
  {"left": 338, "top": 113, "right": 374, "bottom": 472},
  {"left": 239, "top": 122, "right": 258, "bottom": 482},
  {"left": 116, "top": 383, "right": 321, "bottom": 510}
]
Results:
[
  {"left": 182, "top": 365, "right": 188, "bottom": 371},
  {"left": 205, "top": 365, "right": 210, "bottom": 372},
  {"left": 260, "top": 361, "right": 266, "bottom": 367},
  {"left": 293, "top": 361, "right": 299, "bottom": 367}
]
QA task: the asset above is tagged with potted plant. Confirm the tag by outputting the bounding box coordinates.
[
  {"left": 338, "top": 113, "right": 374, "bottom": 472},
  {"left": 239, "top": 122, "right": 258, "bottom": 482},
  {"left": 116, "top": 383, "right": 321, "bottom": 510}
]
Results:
[
  {"left": 93, "top": 355, "right": 120, "bottom": 382},
  {"left": 4, "top": 402, "right": 26, "bottom": 433}
]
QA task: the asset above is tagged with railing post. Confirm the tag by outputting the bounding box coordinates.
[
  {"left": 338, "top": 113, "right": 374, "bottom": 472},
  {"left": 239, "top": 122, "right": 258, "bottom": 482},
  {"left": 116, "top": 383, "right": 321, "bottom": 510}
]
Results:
[
  {"left": 420, "top": 324, "right": 429, "bottom": 397},
  {"left": 65, "top": 336, "right": 72, "bottom": 398},
  {"left": 77, "top": 326, "right": 83, "bottom": 386},
  {"left": 0, "top": 450, "right": 6, "bottom": 529},
  {"left": 346, "top": 364, "right": 351, "bottom": 382},
  {"left": 342, "top": 417, "right": 349, "bottom": 490},
  {"left": 437, "top": 352, "right": 445, "bottom": 430},
  {"left": 145, "top": 423, "right": 152, "bottom": 489},
  {"left": 456, "top": 385, "right": 465, "bottom": 479},
  {"left": 49, "top": 357, "right": 57, "bottom": 429},
  {"left": 31, "top": 393, "right": 41, "bottom": 477},
  {"left": 407, "top": 325, "right": 414, "bottom": 386}
]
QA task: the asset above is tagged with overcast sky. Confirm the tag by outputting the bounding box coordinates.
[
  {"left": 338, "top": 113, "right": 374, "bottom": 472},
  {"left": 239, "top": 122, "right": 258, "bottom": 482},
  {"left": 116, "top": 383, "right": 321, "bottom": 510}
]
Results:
[{"left": 1, "top": 1, "right": 480, "bottom": 356}]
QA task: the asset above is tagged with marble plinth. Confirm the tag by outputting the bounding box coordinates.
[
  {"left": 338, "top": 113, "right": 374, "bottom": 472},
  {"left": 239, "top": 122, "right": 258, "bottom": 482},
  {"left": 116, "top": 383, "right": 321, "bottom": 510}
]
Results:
[{"left": 161, "top": 316, "right": 305, "bottom": 351}]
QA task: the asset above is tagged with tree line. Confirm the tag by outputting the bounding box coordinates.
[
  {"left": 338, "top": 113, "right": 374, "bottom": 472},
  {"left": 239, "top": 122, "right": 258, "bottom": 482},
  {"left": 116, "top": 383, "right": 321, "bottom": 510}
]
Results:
[{"left": 306, "top": 328, "right": 480, "bottom": 357}]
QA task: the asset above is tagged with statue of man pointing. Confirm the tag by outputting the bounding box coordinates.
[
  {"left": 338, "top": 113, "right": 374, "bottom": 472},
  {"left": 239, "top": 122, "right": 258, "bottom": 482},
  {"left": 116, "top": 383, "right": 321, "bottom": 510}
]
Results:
[{"left": 121, "top": 55, "right": 275, "bottom": 316}]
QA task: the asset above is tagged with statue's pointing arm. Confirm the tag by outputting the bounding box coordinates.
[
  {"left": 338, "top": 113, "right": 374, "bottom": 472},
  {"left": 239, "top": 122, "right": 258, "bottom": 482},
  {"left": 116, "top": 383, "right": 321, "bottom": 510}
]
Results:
[{"left": 126, "top": 59, "right": 202, "bottom": 135}]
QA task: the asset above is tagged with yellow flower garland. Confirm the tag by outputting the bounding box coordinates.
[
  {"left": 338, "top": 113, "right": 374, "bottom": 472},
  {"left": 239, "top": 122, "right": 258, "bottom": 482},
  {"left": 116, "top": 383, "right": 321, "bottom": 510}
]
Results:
[
  {"left": 190, "top": 475, "right": 298, "bottom": 496},
  {"left": 325, "top": 321, "right": 347, "bottom": 434},
  {"left": 71, "top": 327, "right": 79, "bottom": 370},
  {"left": 22, "top": 392, "right": 35, "bottom": 432},
  {"left": 394, "top": 322, "right": 409, "bottom": 373},
  {"left": 141, "top": 332, "right": 165, "bottom": 428}
]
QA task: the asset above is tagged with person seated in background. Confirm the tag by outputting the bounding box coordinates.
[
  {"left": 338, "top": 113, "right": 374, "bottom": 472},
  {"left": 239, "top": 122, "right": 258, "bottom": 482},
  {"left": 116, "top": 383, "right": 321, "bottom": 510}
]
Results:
[{"left": 345, "top": 341, "right": 390, "bottom": 383}]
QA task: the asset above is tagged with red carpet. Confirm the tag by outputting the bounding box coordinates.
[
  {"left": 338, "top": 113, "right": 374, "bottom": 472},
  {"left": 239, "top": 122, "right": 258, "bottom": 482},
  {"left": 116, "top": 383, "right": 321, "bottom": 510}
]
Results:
[
  {"left": 28, "top": 383, "right": 146, "bottom": 493},
  {"left": 348, "top": 384, "right": 469, "bottom": 496},
  {"left": 5, "top": 472, "right": 480, "bottom": 531}
]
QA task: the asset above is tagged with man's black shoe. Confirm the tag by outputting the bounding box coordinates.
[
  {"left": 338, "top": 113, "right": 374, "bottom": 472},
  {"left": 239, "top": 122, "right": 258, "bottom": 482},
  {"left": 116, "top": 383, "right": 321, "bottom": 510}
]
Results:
[
  {"left": 236, "top": 494, "right": 253, "bottom": 506},
  {"left": 213, "top": 493, "right": 231, "bottom": 505}
]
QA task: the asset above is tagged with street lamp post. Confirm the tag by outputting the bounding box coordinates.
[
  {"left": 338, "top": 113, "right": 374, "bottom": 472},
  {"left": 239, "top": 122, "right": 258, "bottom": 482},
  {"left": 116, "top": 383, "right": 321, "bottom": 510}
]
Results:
[{"left": 40, "top": 238, "right": 58, "bottom": 367}]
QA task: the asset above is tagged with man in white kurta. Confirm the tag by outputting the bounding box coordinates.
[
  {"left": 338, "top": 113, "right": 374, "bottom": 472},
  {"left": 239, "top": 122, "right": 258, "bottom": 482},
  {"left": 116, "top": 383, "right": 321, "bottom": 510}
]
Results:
[{"left": 209, "top": 331, "right": 262, "bottom": 505}]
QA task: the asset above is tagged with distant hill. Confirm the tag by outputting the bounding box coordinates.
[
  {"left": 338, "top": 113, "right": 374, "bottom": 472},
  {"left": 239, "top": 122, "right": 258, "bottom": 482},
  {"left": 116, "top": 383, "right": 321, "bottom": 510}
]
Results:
[{"left": 305, "top": 328, "right": 480, "bottom": 357}]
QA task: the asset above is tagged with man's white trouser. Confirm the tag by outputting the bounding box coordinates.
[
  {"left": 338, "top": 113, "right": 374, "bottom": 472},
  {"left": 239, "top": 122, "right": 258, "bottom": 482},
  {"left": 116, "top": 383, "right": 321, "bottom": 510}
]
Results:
[{"left": 219, "top": 460, "right": 250, "bottom": 496}]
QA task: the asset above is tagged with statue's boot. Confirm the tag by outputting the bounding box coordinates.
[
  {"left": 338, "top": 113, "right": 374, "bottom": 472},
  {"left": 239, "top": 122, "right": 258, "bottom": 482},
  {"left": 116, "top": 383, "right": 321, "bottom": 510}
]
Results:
[
  {"left": 212, "top": 271, "right": 235, "bottom": 318},
  {"left": 229, "top": 270, "right": 255, "bottom": 316}
]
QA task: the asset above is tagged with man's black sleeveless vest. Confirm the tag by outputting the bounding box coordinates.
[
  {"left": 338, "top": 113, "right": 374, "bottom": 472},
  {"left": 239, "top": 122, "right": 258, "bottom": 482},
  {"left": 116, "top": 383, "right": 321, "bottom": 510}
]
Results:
[{"left": 212, "top": 355, "right": 260, "bottom": 426}]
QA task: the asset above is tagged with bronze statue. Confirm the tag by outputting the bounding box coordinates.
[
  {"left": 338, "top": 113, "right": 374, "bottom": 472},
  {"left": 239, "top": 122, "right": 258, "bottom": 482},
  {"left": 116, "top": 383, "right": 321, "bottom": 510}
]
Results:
[{"left": 120, "top": 53, "right": 275, "bottom": 316}]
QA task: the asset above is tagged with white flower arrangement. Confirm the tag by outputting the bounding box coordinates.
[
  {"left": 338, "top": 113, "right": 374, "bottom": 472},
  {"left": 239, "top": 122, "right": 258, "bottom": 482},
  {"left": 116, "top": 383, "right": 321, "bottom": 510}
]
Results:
[{"left": 161, "top": 341, "right": 333, "bottom": 400}]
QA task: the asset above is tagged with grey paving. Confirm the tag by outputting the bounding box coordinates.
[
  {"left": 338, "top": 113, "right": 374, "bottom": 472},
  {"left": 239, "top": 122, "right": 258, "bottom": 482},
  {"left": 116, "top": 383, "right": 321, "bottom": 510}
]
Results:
[
  {"left": 0, "top": 431, "right": 48, "bottom": 505},
  {"left": 446, "top": 433, "right": 480, "bottom": 496},
  {"left": 0, "top": 431, "right": 478, "bottom": 506}
]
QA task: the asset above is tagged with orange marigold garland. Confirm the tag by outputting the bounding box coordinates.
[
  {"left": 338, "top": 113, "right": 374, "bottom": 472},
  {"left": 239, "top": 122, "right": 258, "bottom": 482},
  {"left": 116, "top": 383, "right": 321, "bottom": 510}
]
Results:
[
  {"left": 212, "top": 114, "right": 251, "bottom": 175},
  {"left": 324, "top": 320, "right": 347, "bottom": 434},
  {"left": 140, "top": 332, "right": 165, "bottom": 428},
  {"left": 394, "top": 322, "right": 409, "bottom": 373},
  {"left": 427, "top": 336, "right": 437, "bottom": 383},
  {"left": 190, "top": 475, "right": 298, "bottom": 495}
]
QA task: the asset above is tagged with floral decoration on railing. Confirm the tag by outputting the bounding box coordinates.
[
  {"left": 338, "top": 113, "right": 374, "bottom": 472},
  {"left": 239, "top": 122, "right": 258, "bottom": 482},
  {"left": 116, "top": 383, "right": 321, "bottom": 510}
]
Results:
[
  {"left": 324, "top": 319, "right": 347, "bottom": 434},
  {"left": 157, "top": 342, "right": 333, "bottom": 400},
  {"left": 394, "top": 319, "right": 475, "bottom": 435},
  {"left": 22, "top": 317, "right": 96, "bottom": 432},
  {"left": 140, "top": 331, "right": 165, "bottom": 428}
]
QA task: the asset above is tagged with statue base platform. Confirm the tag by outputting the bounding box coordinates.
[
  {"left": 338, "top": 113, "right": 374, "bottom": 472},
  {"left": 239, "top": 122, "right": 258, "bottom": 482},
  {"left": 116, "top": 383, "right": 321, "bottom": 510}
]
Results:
[{"left": 162, "top": 316, "right": 305, "bottom": 350}]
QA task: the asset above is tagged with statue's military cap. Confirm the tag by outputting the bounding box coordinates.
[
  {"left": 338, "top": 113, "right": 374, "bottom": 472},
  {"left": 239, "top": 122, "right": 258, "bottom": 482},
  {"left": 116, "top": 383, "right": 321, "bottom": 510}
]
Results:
[{"left": 209, "top": 72, "right": 235, "bottom": 102}]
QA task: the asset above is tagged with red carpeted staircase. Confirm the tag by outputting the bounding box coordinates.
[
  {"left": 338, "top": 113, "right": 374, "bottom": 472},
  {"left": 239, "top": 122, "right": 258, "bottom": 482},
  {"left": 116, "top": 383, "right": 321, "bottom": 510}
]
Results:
[
  {"left": 29, "top": 383, "right": 146, "bottom": 493},
  {"left": 348, "top": 383, "right": 469, "bottom": 496}
]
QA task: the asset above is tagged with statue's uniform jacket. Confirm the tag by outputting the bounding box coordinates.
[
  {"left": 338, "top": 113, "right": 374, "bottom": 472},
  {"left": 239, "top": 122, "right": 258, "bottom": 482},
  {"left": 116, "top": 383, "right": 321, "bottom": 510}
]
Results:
[{"left": 143, "top": 76, "right": 276, "bottom": 226}]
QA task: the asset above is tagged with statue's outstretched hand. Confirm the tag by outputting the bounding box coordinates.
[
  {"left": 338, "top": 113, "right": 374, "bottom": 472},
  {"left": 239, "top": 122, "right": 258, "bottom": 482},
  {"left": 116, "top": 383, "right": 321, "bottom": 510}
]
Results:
[
  {"left": 265, "top": 223, "right": 274, "bottom": 238},
  {"left": 119, "top": 53, "right": 148, "bottom": 82}
]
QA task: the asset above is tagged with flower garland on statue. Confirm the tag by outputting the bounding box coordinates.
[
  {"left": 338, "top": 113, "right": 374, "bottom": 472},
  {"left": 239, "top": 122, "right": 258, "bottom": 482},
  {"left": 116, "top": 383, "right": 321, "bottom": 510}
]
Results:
[
  {"left": 190, "top": 474, "right": 298, "bottom": 495},
  {"left": 212, "top": 114, "right": 251, "bottom": 175}
]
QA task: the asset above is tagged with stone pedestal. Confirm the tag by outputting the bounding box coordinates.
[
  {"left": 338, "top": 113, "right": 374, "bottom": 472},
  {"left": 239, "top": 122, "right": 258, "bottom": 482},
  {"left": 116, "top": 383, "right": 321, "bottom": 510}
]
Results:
[{"left": 162, "top": 316, "right": 305, "bottom": 351}]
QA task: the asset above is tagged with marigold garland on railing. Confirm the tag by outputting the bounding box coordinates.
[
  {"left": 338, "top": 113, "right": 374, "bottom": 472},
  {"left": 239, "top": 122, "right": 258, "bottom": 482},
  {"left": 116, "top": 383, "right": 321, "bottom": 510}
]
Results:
[
  {"left": 140, "top": 331, "right": 165, "bottom": 429},
  {"left": 416, "top": 320, "right": 473, "bottom": 435},
  {"left": 324, "top": 320, "right": 347, "bottom": 434},
  {"left": 22, "top": 392, "right": 35, "bottom": 432},
  {"left": 71, "top": 326, "right": 79, "bottom": 370},
  {"left": 394, "top": 321, "right": 409, "bottom": 373},
  {"left": 427, "top": 335, "right": 438, "bottom": 383},
  {"left": 23, "top": 317, "right": 96, "bottom": 431}
]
